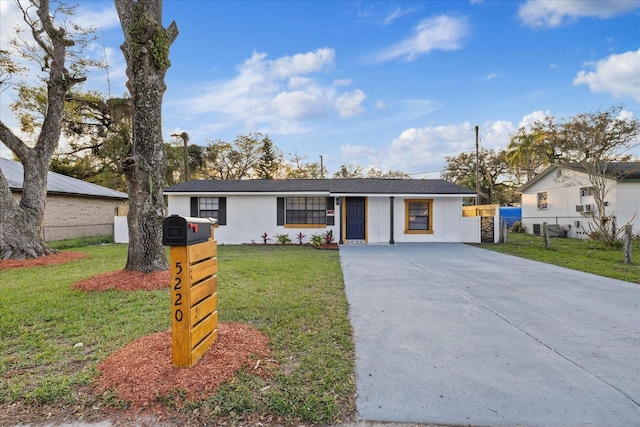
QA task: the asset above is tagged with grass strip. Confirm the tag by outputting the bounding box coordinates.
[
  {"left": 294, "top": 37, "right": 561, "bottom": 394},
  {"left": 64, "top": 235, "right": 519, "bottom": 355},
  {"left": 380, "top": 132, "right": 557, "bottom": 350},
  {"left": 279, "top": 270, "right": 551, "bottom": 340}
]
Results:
[{"left": 477, "top": 232, "right": 640, "bottom": 284}]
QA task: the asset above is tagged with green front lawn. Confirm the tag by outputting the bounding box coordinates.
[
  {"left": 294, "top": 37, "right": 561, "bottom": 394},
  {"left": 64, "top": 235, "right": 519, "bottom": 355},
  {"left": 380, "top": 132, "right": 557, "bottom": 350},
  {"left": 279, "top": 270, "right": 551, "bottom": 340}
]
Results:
[
  {"left": 478, "top": 232, "right": 640, "bottom": 283},
  {"left": 0, "top": 243, "right": 354, "bottom": 424}
]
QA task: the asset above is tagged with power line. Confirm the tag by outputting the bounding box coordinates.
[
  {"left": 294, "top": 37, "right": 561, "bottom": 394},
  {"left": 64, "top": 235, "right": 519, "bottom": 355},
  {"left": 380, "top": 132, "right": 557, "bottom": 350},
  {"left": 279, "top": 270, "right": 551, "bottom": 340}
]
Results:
[{"left": 101, "top": 31, "right": 111, "bottom": 98}]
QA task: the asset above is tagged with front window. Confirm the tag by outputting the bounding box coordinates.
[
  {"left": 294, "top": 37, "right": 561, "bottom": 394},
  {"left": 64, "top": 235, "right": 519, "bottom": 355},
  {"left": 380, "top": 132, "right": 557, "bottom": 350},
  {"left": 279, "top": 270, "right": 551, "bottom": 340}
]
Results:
[
  {"left": 199, "top": 197, "right": 219, "bottom": 219},
  {"left": 405, "top": 199, "right": 433, "bottom": 234},
  {"left": 286, "top": 197, "right": 326, "bottom": 225},
  {"left": 537, "top": 192, "right": 547, "bottom": 210}
]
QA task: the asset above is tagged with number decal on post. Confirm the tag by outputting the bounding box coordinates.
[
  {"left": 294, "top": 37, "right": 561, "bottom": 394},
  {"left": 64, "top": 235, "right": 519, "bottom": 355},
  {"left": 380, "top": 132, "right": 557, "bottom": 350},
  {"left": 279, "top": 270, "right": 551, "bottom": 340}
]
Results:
[{"left": 174, "top": 261, "right": 183, "bottom": 322}]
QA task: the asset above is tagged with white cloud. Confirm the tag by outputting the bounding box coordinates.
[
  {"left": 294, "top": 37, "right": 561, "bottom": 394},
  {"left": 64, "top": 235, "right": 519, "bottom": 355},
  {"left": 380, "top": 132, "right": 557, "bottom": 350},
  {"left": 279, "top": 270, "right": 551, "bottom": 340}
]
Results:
[
  {"left": 288, "top": 76, "right": 315, "bottom": 90},
  {"left": 360, "top": 116, "right": 542, "bottom": 175},
  {"left": 74, "top": 4, "right": 120, "bottom": 31},
  {"left": 375, "top": 99, "right": 387, "bottom": 110},
  {"left": 382, "top": 6, "right": 416, "bottom": 25},
  {"left": 485, "top": 72, "right": 504, "bottom": 80},
  {"left": 182, "top": 48, "right": 365, "bottom": 134},
  {"left": 271, "top": 48, "right": 335, "bottom": 79},
  {"left": 336, "top": 90, "right": 366, "bottom": 118},
  {"left": 574, "top": 49, "right": 640, "bottom": 102},
  {"left": 382, "top": 122, "right": 476, "bottom": 172},
  {"left": 333, "top": 79, "right": 353, "bottom": 86},
  {"left": 518, "top": 0, "right": 640, "bottom": 28},
  {"left": 340, "top": 144, "right": 378, "bottom": 158},
  {"left": 518, "top": 110, "right": 549, "bottom": 128},
  {"left": 272, "top": 89, "right": 332, "bottom": 120},
  {"left": 369, "top": 15, "right": 469, "bottom": 63}
]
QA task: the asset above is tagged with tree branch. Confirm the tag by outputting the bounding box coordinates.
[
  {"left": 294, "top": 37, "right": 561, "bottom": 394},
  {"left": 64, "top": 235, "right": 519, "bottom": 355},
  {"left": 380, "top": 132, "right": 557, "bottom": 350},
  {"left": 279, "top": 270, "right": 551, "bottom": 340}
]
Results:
[{"left": 0, "top": 120, "right": 32, "bottom": 160}]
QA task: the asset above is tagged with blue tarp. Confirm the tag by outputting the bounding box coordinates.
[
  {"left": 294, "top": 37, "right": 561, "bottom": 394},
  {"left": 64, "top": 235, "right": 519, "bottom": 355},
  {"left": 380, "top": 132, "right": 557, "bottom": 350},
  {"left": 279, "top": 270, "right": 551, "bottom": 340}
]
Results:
[{"left": 500, "top": 206, "right": 522, "bottom": 228}]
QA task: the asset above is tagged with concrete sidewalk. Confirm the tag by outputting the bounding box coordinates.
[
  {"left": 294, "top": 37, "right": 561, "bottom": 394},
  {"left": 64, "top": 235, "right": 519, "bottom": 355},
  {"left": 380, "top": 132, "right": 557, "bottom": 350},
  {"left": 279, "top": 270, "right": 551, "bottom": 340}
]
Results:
[{"left": 340, "top": 243, "right": 640, "bottom": 427}]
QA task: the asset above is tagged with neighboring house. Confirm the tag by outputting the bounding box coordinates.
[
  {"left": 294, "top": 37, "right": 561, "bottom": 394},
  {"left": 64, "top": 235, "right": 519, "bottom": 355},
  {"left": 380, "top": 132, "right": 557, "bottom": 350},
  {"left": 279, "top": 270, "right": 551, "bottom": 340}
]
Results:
[
  {"left": 1, "top": 158, "right": 128, "bottom": 241},
  {"left": 518, "top": 163, "right": 640, "bottom": 239},
  {"left": 163, "top": 178, "right": 484, "bottom": 245}
]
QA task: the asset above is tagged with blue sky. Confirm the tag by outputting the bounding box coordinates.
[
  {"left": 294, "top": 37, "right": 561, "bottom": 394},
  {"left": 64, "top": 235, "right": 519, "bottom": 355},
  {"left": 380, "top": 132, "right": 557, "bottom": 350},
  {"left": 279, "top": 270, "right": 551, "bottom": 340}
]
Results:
[{"left": 1, "top": 0, "right": 639, "bottom": 178}]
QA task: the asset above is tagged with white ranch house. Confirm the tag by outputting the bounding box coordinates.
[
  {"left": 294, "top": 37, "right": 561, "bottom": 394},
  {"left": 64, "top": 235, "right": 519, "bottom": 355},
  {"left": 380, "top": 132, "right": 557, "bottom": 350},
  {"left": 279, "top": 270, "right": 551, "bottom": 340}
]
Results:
[
  {"left": 162, "top": 178, "right": 486, "bottom": 245},
  {"left": 518, "top": 163, "right": 640, "bottom": 239}
]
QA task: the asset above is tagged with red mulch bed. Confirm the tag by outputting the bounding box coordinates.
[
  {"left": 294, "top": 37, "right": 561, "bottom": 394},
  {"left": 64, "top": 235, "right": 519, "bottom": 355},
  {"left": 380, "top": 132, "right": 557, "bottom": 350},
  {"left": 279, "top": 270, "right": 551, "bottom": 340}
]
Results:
[
  {"left": 72, "top": 269, "right": 273, "bottom": 413},
  {"left": 73, "top": 269, "right": 170, "bottom": 291},
  {"left": 95, "top": 324, "right": 272, "bottom": 411},
  {"left": 0, "top": 251, "right": 87, "bottom": 270}
]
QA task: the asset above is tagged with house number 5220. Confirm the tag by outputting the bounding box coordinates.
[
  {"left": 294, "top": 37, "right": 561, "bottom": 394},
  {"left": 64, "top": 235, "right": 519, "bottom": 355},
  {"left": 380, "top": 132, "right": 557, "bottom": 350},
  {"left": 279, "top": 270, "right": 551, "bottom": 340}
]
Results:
[{"left": 174, "top": 261, "right": 183, "bottom": 322}]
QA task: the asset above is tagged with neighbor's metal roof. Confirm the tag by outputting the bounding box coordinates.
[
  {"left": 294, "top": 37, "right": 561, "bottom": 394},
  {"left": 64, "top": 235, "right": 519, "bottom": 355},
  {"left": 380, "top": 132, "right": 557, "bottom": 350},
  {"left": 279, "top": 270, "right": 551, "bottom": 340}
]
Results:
[
  {"left": 164, "top": 178, "right": 476, "bottom": 195},
  {"left": 1, "top": 158, "right": 128, "bottom": 199}
]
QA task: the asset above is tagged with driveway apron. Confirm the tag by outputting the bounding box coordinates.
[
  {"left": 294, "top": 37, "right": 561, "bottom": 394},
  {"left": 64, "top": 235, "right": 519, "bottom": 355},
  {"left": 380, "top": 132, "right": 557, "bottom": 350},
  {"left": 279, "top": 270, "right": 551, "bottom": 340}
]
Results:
[{"left": 339, "top": 243, "right": 640, "bottom": 427}]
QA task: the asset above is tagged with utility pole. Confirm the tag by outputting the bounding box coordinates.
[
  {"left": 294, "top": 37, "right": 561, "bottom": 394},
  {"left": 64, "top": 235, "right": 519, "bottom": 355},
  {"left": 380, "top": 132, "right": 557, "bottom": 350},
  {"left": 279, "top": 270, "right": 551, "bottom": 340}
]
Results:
[
  {"left": 319, "top": 155, "right": 324, "bottom": 178},
  {"left": 475, "top": 125, "right": 479, "bottom": 206}
]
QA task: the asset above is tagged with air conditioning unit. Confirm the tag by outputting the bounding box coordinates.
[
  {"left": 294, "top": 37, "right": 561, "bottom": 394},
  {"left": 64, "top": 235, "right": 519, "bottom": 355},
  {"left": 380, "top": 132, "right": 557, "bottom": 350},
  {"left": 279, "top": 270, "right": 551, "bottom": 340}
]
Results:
[
  {"left": 575, "top": 205, "right": 584, "bottom": 212},
  {"left": 584, "top": 204, "right": 593, "bottom": 213}
]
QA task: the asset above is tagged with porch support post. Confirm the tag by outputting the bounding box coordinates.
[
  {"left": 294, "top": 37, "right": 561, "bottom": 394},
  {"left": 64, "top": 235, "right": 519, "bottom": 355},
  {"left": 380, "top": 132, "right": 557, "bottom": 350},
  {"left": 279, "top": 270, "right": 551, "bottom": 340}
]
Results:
[
  {"left": 389, "top": 196, "right": 395, "bottom": 245},
  {"left": 338, "top": 197, "right": 344, "bottom": 244}
]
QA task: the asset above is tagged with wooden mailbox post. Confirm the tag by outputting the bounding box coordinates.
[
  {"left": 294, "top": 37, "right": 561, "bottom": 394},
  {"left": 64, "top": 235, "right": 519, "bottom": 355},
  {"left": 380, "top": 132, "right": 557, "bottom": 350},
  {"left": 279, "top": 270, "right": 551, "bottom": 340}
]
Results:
[{"left": 162, "top": 215, "right": 218, "bottom": 368}]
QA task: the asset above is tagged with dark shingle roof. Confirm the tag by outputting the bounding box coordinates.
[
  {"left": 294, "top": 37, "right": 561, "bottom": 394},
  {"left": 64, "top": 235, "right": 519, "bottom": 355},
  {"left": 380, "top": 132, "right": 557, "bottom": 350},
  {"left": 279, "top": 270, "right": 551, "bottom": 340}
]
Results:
[
  {"left": 604, "top": 162, "right": 640, "bottom": 180},
  {"left": 164, "top": 178, "right": 475, "bottom": 195},
  {"left": 1, "top": 158, "right": 128, "bottom": 199},
  {"left": 518, "top": 162, "right": 640, "bottom": 192}
]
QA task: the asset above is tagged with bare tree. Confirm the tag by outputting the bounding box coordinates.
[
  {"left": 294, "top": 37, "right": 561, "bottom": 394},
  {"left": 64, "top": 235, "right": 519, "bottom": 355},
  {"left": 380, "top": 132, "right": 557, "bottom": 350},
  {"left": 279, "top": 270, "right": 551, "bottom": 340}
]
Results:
[
  {"left": 285, "top": 153, "right": 325, "bottom": 179},
  {"left": 115, "top": 0, "right": 178, "bottom": 272},
  {"left": 201, "top": 133, "right": 264, "bottom": 179},
  {"left": 0, "top": 0, "right": 92, "bottom": 259}
]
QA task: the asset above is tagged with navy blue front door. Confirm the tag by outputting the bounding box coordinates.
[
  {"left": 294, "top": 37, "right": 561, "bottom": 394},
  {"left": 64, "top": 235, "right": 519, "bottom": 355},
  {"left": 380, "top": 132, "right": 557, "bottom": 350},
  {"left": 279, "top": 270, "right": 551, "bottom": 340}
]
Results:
[{"left": 346, "top": 197, "right": 365, "bottom": 240}]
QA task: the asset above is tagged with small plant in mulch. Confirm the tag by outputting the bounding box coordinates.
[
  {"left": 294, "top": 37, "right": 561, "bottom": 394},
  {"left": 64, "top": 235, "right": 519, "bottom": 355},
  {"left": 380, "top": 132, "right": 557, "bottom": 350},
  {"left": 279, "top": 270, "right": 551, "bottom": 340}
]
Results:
[
  {"left": 311, "top": 231, "right": 338, "bottom": 250},
  {"left": 275, "top": 233, "right": 291, "bottom": 245},
  {"left": 296, "top": 232, "right": 306, "bottom": 245},
  {"left": 323, "top": 229, "right": 335, "bottom": 245},
  {"left": 261, "top": 232, "right": 270, "bottom": 244}
]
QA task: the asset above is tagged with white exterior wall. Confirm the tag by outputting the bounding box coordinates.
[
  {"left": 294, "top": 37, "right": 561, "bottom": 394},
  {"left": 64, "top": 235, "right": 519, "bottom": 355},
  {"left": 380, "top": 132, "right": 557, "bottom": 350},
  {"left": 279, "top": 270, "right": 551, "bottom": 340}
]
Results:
[
  {"left": 167, "top": 194, "right": 477, "bottom": 244},
  {"left": 522, "top": 170, "right": 593, "bottom": 238},
  {"left": 167, "top": 194, "right": 340, "bottom": 245},
  {"left": 387, "top": 197, "right": 466, "bottom": 243},
  {"left": 520, "top": 169, "right": 638, "bottom": 239},
  {"left": 365, "top": 197, "right": 388, "bottom": 243},
  {"left": 614, "top": 182, "right": 640, "bottom": 233}
]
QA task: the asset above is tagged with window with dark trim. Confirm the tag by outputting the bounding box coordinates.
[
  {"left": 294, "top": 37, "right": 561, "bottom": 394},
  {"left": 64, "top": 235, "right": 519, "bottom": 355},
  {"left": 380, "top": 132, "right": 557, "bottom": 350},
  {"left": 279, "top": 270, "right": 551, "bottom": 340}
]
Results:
[
  {"left": 537, "top": 192, "right": 547, "bottom": 210},
  {"left": 404, "top": 199, "right": 433, "bottom": 234},
  {"left": 190, "top": 196, "right": 226, "bottom": 225},
  {"left": 286, "top": 197, "right": 326, "bottom": 225}
]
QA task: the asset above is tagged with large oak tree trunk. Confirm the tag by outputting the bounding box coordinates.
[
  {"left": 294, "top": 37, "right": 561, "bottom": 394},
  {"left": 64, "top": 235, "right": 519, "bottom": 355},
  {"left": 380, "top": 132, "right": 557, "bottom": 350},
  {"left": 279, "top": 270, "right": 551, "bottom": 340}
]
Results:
[
  {"left": 115, "top": 0, "right": 178, "bottom": 272},
  {"left": 0, "top": 0, "right": 83, "bottom": 260},
  {"left": 0, "top": 158, "right": 55, "bottom": 259}
]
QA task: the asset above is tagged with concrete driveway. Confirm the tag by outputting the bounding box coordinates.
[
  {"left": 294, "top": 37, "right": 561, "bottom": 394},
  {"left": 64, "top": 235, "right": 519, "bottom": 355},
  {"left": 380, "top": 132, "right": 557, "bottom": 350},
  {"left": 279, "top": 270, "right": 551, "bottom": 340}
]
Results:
[{"left": 339, "top": 243, "right": 640, "bottom": 427}]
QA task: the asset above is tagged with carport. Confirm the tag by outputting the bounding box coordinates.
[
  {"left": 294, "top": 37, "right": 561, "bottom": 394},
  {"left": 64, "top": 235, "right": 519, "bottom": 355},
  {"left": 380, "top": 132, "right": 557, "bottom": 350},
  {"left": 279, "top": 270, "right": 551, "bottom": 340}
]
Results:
[{"left": 340, "top": 243, "right": 640, "bottom": 426}]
